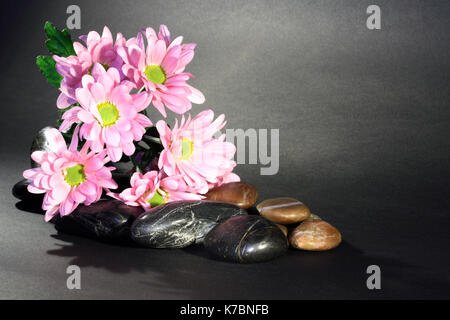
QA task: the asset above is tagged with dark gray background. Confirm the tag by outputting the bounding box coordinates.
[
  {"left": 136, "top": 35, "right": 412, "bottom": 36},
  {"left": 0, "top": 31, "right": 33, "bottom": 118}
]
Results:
[{"left": 1, "top": 0, "right": 449, "bottom": 299}]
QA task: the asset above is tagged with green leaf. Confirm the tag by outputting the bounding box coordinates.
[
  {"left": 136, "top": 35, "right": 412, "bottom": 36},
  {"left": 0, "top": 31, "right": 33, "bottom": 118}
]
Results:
[
  {"left": 44, "top": 21, "right": 75, "bottom": 57},
  {"left": 36, "top": 55, "right": 63, "bottom": 88}
]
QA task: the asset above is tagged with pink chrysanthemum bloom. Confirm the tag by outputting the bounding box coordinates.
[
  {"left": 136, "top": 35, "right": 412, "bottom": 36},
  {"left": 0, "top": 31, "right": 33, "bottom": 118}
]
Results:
[
  {"left": 118, "top": 25, "right": 205, "bottom": 117},
  {"left": 108, "top": 171, "right": 203, "bottom": 209},
  {"left": 207, "top": 172, "right": 241, "bottom": 190},
  {"left": 54, "top": 26, "right": 126, "bottom": 109},
  {"left": 23, "top": 128, "right": 117, "bottom": 222},
  {"left": 59, "top": 63, "right": 152, "bottom": 162},
  {"left": 157, "top": 109, "right": 239, "bottom": 194}
]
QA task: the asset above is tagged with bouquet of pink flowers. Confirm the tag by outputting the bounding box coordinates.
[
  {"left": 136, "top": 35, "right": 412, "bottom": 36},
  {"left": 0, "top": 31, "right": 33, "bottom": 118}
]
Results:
[{"left": 26, "top": 22, "right": 240, "bottom": 222}]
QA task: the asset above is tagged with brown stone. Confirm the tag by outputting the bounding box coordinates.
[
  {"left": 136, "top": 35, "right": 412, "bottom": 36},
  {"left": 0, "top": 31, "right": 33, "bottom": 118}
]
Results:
[
  {"left": 256, "top": 197, "right": 310, "bottom": 224},
  {"left": 205, "top": 182, "right": 258, "bottom": 209},
  {"left": 289, "top": 215, "right": 342, "bottom": 251},
  {"left": 276, "top": 224, "right": 288, "bottom": 237}
]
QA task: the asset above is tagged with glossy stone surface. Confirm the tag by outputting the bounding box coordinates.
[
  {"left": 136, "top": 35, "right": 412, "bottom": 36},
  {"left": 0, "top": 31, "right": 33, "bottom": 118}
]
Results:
[
  {"left": 256, "top": 197, "right": 310, "bottom": 224},
  {"left": 204, "top": 215, "right": 288, "bottom": 263},
  {"left": 54, "top": 200, "right": 143, "bottom": 241},
  {"left": 110, "top": 160, "right": 134, "bottom": 188},
  {"left": 131, "top": 201, "right": 248, "bottom": 248},
  {"left": 276, "top": 224, "right": 288, "bottom": 237},
  {"left": 12, "top": 179, "right": 44, "bottom": 203},
  {"left": 289, "top": 214, "right": 342, "bottom": 251},
  {"left": 30, "top": 126, "right": 57, "bottom": 168},
  {"left": 111, "top": 171, "right": 132, "bottom": 193},
  {"left": 205, "top": 182, "right": 258, "bottom": 209}
]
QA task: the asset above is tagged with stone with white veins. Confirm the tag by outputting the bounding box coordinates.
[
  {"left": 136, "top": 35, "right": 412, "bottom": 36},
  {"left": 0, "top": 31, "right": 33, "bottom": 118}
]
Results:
[{"left": 131, "top": 201, "right": 248, "bottom": 248}]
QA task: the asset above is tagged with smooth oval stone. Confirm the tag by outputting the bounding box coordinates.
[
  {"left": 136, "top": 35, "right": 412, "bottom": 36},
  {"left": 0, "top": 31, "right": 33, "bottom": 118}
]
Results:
[
  {"left": 131, "top": 201, "right": 248, "bottom": 248},
  {"left": 204, "top": 215, "right": 288, "bottom": 263},
  {"left": 30, "top": 126, "right": 57, "bottom": 168},
  {"left": 54, "top": 200, "right": 143, "bottom": 241},
  {"left": 256, "top": 197, "right": 310, "bottom": 224},
  {"left": 289, "top": 214, "right": 342, "bottom": 251},
  {"left": 205, "top": 182, "right": 258, "bottom": 209},
  {"left": 276, "top": 224, "right": 288, "bottom": 237},
  {"left": 12, "top": 179, "right": 44, "bottom": 203}
]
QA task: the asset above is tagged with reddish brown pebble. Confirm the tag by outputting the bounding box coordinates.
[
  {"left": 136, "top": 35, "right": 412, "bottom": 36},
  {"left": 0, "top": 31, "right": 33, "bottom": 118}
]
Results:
[
  {"left": 205, "top": 182, "right": 258, "bottom": 209},
  {"left": 276, "top": 224, "right": 288, "bottom": 237},
  {"left": 289, "top": 214, "right": 342, "bottom": 251},
  {"left": 256, "top": 197, "right": 310, "bottom": 224}
]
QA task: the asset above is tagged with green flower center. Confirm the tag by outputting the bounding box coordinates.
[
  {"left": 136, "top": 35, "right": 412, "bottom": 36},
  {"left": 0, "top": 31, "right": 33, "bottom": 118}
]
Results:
[
  {"left": 144, "top": 65, "right": 166, "bottom": 84},
  {"left": 147, "top": 190, "right": 167, "bottom": 208},
  {"left": 180, "top": 138, "right": 194, "bottom": 160},
  {"left": 97, "top": 102, "right": 120, "bottom": 127},
  {"left": 64, "top": 164, "right": 86, "bottom": 187}
]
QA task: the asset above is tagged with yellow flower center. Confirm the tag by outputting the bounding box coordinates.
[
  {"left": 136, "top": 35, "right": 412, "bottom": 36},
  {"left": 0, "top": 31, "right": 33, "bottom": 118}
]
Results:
[
  {"left": 180, "top": 138, "right": 194, "bottom": 160},
  {"left": 64, "top": 164, "right": 86, "bottom": 187},
  {"left": 97, "top": 102, "right": 120, "bottom": 127},
  {"left": 147, "top": 190, "right": 168, "bottom": 208},
  {"left": 144, "top": 65, "right": 166, "bottom": 84}
]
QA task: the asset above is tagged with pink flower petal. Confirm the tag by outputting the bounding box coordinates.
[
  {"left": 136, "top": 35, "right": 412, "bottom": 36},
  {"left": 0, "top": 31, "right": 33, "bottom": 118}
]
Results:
[
  {"left": 103, "top": 126, "right": 121, "bottom": 147},
  {"left": 30, "top": 151, "right": 46, "bottom": 164},
  {"left": 76, "top": 87, "right": 93, "bottom": 109},
  {"left": 44, "top": 206, "right": 59, "bottom": 222},
  {"left": 27, "top": 184, "right": 46, "bottom": 194},
  {"left": 90, "top": 82, "right": 106, "bottom": 103},
  {"left": 50, "top": 181, "right": 71, "bottom": 202},
  {"left": 186, "top": 84, "right": 205, "bottom": 104},
  {"left": 150, "top": 40, "right": 167, "bottom": 65},
  {"left": 57, "top": 93, "right": 74, "bottom": 109},
  {"left": 46, "top": 128, "right": 68, "bottom": 154},
  {"left": 108, "top": 147, "right": 123, "bottom": 162}
]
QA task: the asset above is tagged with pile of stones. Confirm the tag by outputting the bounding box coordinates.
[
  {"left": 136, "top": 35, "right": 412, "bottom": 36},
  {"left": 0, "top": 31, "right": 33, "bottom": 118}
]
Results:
[{"left": 13, "top": 179, "right": 342, "bottom": 263}]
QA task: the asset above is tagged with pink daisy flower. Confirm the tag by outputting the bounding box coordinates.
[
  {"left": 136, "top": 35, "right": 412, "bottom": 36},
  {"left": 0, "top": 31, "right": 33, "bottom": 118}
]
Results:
[
  {"left": 23, "top": 127, "right": 117, "bottom": 222},
  {"left": 54, "top": 26, "right": 126, "bottom": 109},
  {"left": 108, "top": 171, "right": 203, "bottom": 210},
  {"left": 59, "top": 63, "right": 152, "bottom": 162},
  {"left": 208, "top": 172, "right": 241, "bottom": 190},
  {"left": 118, "top": 25, "right": 205, "bottom": 117},
  {"left": 156, "top": 109, "right": 239, "bottom": 194}
]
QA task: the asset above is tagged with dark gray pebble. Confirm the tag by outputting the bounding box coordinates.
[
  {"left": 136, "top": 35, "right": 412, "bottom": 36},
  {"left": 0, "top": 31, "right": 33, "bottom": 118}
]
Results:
[
  {"left": 131, "top": 201, "right": 248, "bottom": 248},
  {"left": 12, "top": 179, "right": 44, "bottom": 203},
  {"left": 204, "top": 215, "right": 288, "bottom": 263},
  {"left": 54, "top": 200, "right": 143, "bottom": 242}
]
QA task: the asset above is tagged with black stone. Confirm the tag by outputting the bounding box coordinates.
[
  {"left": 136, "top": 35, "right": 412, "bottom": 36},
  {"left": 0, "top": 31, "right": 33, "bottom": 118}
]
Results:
[
  {"left": 204, "top": 215, "right": 288, "bottom": 263},
  {"left": 54, "top": 200, "right": 143, "bottom": 242},
  {"left": 111, "top": 171, "right": 132, "bottom": 193},
  {"left": 30, "top": 126, "right": 57, "bottom": 168},
  {"left": 131, "top": 201, "right": 248, "bottom": 248},
  {"left": 12, "top": 179, "right": 44, "bottom": 203}
]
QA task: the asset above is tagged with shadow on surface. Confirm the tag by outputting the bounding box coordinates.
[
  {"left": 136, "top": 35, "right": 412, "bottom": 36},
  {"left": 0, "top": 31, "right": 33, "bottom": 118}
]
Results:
[
  {"left": 44, "top": 232, "right": 450, "bottom": 299},
  {"left": 15, "top": 200, "right": 44, "bottom": 215}
]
